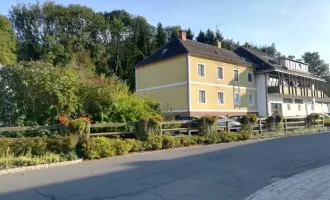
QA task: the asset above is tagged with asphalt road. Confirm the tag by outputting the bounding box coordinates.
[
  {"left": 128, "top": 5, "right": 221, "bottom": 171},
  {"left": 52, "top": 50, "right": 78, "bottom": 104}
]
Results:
[{"left": 2, "top": 132, "right": 330, "bottom": 200}]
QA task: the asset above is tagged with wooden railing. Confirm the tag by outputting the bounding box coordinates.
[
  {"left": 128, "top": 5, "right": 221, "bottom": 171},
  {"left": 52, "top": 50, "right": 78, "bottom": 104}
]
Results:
[{"left": 0, "top": 117, "right": 325, "bottom": 137}]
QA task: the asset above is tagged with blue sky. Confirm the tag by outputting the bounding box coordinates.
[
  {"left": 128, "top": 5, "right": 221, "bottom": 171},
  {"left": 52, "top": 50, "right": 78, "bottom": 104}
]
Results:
[{"left": 1, "top": 0, "right": 330, "bottom": 62}]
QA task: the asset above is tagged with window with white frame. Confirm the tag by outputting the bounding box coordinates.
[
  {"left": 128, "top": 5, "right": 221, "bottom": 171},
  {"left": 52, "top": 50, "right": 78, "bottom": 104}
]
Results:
[
  {"left": 234, "top": 93, "right": 240, "bottom": 106},
  {"left": 233, "top": 70, "right": 239, "bottom": 82},
  {"left": 217, "top": 91, "right": 224, "bottom": 104},
  {"left": 248, "top": 72, "right": 253, "bottom": 83},
  {"left": 287, "top": 104, "right": 291, "bottom": 111},
  {"left": 197, "top": 64, "right": 205, "bottom": 77},
  {"left": 198, "top": 90, "right": 206, "bottom": 103},
  {"left": 216, "top": 67, "right": 223, "bottom": 79},
  {"left": 248, "top": 94, "right": 254, "bottom": 105}
]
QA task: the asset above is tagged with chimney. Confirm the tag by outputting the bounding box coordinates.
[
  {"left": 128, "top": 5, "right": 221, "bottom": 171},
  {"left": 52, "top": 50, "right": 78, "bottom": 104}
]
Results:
[
  {"left": 179, "top": 30, "right": 186, "bottom": 41},
  {"left": 217, "top": 40, "right": 222, "bottom": 48}
]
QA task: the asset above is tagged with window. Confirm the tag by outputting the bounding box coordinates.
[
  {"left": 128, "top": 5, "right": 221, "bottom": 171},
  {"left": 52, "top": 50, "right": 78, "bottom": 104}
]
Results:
[
  {"left": 248, "top": 72, "right": 253, "bottom": 84},
  {"left": 216, "top": 67, "right": 223, "bottom": 79},
  {"left": 217, "top": 91, "right": 224, "bottom": 104},
  {"left": 283, "top": 98, "right": 293, "bottom": 103},
  {"left": 287, "top": 104, "right": 291, "bottom": 111},
  {"left": 233, "top": 70, "right": 239, "bottom": 82},
  {"left": 298, "top": 104, "right": 301, "bottom": 111},
  {"left": 234, "top": 93, "right": 240, "bottom": 106},
  {"left": 248, "top": 94, "right": 254, "bottom": 105},
  {"left": 198, "top": 90, "right": 206, "bottom": 103},
  {"left": 294, "top": 99, "right": 303, "bottom": 104},
  {"left": 197, "top": 64, "right": 205, "bottom": 77}
]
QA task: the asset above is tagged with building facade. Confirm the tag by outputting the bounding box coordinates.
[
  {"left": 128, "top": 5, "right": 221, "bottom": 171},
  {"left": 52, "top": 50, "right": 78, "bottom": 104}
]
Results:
[
  {"left": 234, "top": 47, "right": 330, "bottom": 117},
  {"left": 135, "top": 31, "right": 329, "bottom": 117},
  {"left": 135, "top": 31, "right": 258, "bottom": 117}
]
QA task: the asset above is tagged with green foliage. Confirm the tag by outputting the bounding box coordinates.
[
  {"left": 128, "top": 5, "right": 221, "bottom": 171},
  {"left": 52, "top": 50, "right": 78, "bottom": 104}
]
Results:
[
  {"left": 143, "top": 135, "right": 163, "bottom": 150},
  {"left": 0, "top": 136, "right": 78, "bottom": 157},
  {"left": 324, "top": 118, "right": 330, "bottom": 126},
  {"left": 240, "top": 114, "right": 257, "bottom": 131},
  {"left": 83, "top": 137, "right": 116, "bottom": 159},
  {"left": 220, "top": 132, "right": 238, "bottom": 143},
  {"left": 197, "top": 116, "right": 217, "bottom": 135},
  {"left": 162, "top": 134, "right": 178, "bottom": 149},
  {"left": 0, "top": 62, "right": 81, "bottom": 126},
  {"left": 203, "top": 133, "right": 222, "bottom": 144},
  {"left": 0, "top": 15, "right": 16, "bottom": 65},
  {"left": 307, "top": 113, "right": 321, "bottom": 127},
  {"left": 0, "top": 153, "right": 64, "bottom": 169},
  {"left": 176, "top": 135, "right": 197, "bottom": 146}
]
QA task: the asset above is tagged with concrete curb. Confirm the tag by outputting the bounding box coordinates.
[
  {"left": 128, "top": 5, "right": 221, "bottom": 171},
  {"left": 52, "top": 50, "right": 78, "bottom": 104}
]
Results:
[{"left": 0, "top": 159, "right": 83, "bottom": 175}]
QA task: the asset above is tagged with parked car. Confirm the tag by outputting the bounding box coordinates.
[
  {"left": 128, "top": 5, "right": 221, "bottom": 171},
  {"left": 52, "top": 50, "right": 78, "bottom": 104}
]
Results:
[
  {"left": 321, "top": 113, "right": 330, "bottom": 118},
  {"left": 218, "top": 121, "right": 242, "bottom": 132},
  {"left": 228, "top": 115, "right": 243, "bottom": 122},
  {"left": 176, "top": 116, "right": 198, "bottom": 128},
  {"left": 217, "top": 116, "right": 228, "bottom": 120}
]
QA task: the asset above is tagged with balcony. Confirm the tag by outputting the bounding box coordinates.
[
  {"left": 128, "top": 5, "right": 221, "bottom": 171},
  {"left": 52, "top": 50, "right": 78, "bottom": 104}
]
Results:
[{"left": 268, "top": 85, "right": 323, "bottom": 97}]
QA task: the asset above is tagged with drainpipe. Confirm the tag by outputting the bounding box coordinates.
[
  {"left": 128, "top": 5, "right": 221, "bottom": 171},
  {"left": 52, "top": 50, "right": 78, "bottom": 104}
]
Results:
[{"left": 264, "top": 73, "right": 269, "bottom": 116}]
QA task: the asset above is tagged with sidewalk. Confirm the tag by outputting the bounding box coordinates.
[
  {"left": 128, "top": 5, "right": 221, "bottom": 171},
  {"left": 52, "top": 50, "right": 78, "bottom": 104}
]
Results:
[{"left": 245, "top": 165, "right": 330, "bottom": 200}]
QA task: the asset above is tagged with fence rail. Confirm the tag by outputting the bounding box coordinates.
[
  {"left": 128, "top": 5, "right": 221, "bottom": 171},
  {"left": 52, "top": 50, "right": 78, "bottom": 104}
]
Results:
[{"left": 0, "top": 117, "right": 325, "bottom": 137}]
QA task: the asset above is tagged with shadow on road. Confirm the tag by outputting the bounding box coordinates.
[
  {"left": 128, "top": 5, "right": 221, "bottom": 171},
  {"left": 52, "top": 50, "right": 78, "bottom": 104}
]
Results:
[{"left": 1, "top": 132, "right": 330, "bottom": 200}]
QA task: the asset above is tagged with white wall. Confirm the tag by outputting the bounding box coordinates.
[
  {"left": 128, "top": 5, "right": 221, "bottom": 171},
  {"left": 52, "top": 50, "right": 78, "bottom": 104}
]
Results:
[
  {"left": 267, "top": 95, "right": 323, "bottom": 117},
  {"left": 315, "top": 102, "right": 328, "bottom": 114},
  {"left": 256, "top": 74, "right": 267, "bottom": 117}
]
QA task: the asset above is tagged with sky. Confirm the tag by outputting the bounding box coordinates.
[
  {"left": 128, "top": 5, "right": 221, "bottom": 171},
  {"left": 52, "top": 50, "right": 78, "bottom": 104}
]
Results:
[{"left": 1, "top": 0, "right": 330, "bottom": 63}]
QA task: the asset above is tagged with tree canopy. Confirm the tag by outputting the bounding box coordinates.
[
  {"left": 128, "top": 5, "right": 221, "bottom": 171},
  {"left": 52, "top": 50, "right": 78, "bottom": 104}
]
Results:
[
  {"left": 0, "top": 15, "right": 16, "bottom": 65},
  {"left": 4, "top": 1, "right": 330, "bottom": 98}
]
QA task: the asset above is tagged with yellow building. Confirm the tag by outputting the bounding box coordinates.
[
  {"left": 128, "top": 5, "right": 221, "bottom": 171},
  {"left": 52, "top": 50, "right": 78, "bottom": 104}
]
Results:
[{"left": 135, "top": 31, "right": 258, "bottom": 117}]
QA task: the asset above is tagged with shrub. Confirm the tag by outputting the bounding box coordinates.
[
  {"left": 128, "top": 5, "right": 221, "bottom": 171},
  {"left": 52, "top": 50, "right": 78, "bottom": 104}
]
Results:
[
  {"left": 125, "top": 139, "right": 143, "bottom": 152},
  {"left": 0, "top": 138, "right": 13, "bottom": 157},
  {"left": 143, "top": 135, "right": 163, "bottom": 150},
  {"left": 47, "top": 136, "right": 78, "bottom": 154},
  {"left": 241, "top": 114, "right": 258, "bottom": 131},
  {"left": 220, "top": 132, "right": 238, "bottom": 143},
  {"left": 197, "top": 116, "right": 218, "bottom": 135},
  {"left": 83, "top": 137, "right": 116, "bottom": 159},
  {"left": 176, "top": 135, "right": 197, "bottom": 146},
  {"left": 113, "top": 139, "right": 131, "bottom": 155},
  {"left": 203, "top": 133, "right": 222, "bottom": 144},
  {"left": 0, "top": 153, "right": 63, "bottom": 169},
  {"left": 162, "top": 134, "right": 178, "bottom": 149},
  {"left": 236, "top": 132, "right": 251, "bottom": 141}
]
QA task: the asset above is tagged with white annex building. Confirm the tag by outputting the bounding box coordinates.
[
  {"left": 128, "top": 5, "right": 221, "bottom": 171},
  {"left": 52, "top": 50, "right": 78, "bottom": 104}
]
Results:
[{"left": 234, "top": 47, "right": 330, "bottom": 117}]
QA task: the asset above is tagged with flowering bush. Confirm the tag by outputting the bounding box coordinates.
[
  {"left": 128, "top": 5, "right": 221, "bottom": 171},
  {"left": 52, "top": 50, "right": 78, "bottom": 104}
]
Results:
[{"left": 58, "top": 116, "right": 92, "bottom": 137}]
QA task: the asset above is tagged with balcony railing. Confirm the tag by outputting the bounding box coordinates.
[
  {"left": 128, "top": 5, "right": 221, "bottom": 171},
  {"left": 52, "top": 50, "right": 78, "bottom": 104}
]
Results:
[{"left": 268, "top": 85, "right": 323, "bottom": 97}]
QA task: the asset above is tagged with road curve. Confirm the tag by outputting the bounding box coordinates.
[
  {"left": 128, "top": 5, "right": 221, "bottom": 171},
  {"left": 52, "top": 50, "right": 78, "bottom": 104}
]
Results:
[{"left": 1, "top": 132, "right": 330, "bottom": 200}]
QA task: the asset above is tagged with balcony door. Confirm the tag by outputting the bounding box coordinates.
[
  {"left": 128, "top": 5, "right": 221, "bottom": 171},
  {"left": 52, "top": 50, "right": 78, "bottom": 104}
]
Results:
[{"left": 270, "top": 103, "right": 282, "bottom": 115}]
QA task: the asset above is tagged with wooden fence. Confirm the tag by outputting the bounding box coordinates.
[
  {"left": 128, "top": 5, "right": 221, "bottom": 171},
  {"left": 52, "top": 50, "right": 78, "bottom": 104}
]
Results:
[{"left": 0, "top": 117, "right": 325, "bottom": 137}]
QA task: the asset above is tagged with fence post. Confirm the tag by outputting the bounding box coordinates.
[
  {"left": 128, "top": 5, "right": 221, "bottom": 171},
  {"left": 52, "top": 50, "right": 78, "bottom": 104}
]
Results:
[
  {"left": 226, "top": 121, "right": 231, "bottom": 133},
  {"left": 187, "top": 121, "right": 191, "bottom": 136},
  {"left": 258, "top": 119, "right": 262, "bottom": 134},
  {"left": 284, "top": 118, "right": 287, "bottom": 132},
  {"left": 322, "top": 117, "right": 325, "bottom": 127},
  {"left": 160, "top": 122, "right": 163, "bottom": 135}
]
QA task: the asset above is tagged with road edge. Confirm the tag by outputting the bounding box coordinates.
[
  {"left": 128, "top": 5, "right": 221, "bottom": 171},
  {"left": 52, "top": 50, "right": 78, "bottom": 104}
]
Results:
[{"left": 0, "top": 159, "right": 83, "bottom": 175}]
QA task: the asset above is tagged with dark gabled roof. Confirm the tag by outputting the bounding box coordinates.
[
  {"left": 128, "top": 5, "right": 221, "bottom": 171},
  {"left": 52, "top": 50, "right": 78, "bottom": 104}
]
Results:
[
  {"left": 134, "top": 37, "right": 188, "bottom": 68},
  {"left": 234, "top": 46, "right": 325, "bottom": 81},
  {"left": 134, "top": 38, "right": 251, "bottom": 68}
]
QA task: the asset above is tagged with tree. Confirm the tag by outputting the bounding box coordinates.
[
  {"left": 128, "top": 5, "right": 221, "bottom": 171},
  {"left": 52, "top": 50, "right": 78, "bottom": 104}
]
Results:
[
  {"left": 302, "top": 52, "right": 330, "bottom": 78},
  {"left": 155, "top": 23, "right": 166, "bottom": 48},
  {"left": 0, "top": 15, "right": 16, "bottom": 65},
  {"left": 165, "top": 25, "right": 181, "bottom": 41},
  {"left": 196, "top": 30, "right": 206, "bottom": 43},
  {"left": 215, "top": 29, "right": 224, "bottom": 41},
  {"left": 185, "top": 28, "right": 194, "bottom": 40},
  {"left": 287, "top": 55, "right": 296, "bottom": 59},
  {"left": 222, "top": 38, "right": 240, "bottom": 50},
  {"left": 205, "top": 29, "right": 217, "bottom": 46}
]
